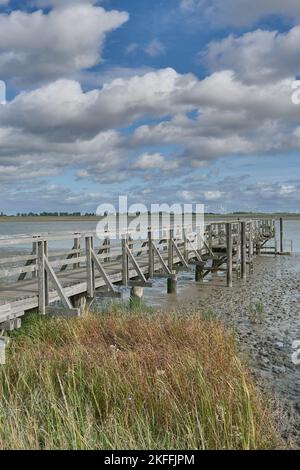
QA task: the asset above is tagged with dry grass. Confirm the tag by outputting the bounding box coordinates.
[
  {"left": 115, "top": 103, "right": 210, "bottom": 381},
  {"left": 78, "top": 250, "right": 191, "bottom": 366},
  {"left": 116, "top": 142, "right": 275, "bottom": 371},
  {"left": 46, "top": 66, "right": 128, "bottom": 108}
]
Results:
[{"left": 0, "top": 309, "right": 281, "bottom": 450}]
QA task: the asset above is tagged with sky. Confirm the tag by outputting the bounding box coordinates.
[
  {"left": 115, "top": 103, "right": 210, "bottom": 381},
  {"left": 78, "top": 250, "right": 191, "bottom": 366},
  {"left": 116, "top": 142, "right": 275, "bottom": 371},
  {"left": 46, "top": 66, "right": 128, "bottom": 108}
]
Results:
[{"left": 0, "top": 0, "right": 300, "bottom": 214}]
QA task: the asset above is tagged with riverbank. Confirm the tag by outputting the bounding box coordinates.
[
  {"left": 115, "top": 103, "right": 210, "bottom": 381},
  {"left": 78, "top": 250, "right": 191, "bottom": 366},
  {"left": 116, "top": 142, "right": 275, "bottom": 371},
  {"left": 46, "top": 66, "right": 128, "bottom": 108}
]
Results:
[{"left": 0, "top": 310, "right": 282, "bottom": 450}]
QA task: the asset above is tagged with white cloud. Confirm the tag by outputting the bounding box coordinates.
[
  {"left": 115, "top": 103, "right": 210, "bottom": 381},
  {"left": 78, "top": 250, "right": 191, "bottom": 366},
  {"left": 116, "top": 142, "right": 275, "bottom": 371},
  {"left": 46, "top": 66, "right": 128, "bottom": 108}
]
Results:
[
  {"left": 0, "top": 69, "right": 197, "bottom": 139},
  {"left": 180, "top": 0, "right": 300, "bottom": 26},
  {"left": 1, "top": 66, "right": 300, "bottom": 193},
  {"left": 133, "top": 153, "right": 178, "bottom": 171},
  {"left": 0, "top": 4, "right": 128, "bottom": 86},
  {"left": 202, "top": 26, "right": 300, "bottom": 83}
]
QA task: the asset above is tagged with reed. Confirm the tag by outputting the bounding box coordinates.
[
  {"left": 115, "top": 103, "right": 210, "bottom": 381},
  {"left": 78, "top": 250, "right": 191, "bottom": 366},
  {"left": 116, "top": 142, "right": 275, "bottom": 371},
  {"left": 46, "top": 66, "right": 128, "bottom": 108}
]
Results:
[{"left": 0, "top": 309, "right": 281, "bottom": 450}]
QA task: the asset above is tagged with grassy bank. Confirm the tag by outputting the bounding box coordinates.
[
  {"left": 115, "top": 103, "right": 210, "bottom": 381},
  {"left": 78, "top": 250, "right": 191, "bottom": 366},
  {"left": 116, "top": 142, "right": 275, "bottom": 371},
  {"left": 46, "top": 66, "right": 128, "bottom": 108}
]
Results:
[{"left": 0, "top": 310, "right": 281, "bottom": 450}]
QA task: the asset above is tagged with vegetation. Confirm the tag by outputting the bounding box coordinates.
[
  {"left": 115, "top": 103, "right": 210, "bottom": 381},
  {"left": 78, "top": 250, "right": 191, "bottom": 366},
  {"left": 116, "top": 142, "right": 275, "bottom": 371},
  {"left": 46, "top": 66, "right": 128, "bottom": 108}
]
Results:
[
  {"left": 0, "top": 309, "right": 281, "bottom": 450},
  {"left": 248, "top": 302, "right": 265, "bottom": 324}
]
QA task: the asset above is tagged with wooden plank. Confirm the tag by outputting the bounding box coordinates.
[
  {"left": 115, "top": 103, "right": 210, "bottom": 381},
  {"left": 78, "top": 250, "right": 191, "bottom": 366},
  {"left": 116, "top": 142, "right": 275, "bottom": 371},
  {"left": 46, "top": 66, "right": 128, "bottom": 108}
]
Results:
[{"left": 226, "top": 223, "right": 233, "bottom": 288}]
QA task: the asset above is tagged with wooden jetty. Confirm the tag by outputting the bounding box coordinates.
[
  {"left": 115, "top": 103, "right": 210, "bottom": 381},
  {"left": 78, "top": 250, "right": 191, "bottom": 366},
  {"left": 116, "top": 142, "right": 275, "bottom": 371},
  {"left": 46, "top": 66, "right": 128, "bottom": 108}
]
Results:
[{"left": 0, "top": 218, "right": 277, "bottom": 361}]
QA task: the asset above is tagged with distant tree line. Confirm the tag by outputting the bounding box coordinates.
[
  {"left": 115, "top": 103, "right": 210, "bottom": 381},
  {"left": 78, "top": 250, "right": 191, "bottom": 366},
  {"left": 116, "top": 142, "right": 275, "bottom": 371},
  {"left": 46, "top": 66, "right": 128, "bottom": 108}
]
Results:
[{"left": 0, "top": 212, "right": 96, "bottom": 217}]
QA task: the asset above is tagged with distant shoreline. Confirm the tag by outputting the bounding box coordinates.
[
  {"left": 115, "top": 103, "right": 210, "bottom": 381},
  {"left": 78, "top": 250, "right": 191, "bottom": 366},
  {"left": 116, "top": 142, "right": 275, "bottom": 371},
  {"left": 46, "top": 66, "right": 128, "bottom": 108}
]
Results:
[{"left": 0, "top": 213, "right": 300, "bottom": 223}]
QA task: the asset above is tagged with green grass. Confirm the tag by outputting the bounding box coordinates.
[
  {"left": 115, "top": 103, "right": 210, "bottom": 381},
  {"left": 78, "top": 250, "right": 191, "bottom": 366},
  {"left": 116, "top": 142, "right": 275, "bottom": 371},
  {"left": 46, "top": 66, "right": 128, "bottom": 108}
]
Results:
[{"left": 0, "top": 310, "right": 281, "bottom": 450}]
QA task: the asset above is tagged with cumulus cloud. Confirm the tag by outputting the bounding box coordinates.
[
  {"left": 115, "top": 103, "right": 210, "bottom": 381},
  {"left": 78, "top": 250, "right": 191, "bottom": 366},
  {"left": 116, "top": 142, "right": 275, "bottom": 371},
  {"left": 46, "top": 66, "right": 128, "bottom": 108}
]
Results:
[
  {"left": 133, "top": 153, "right": 178, "bottom": 171},
  {"left": 202, "top": 26, "right": 300, "bottom": 84},
  {"left": 0, "top": 4, "right": 128, "bottom": 86},
  {"left": 0, "top": 69, "right": 197, "bottom": 140},
  {"left": 1, "top": 65, "right": 300, "bottom": 188},
  {"left": 180, "top": 0, "right": 300, "bottom": 26}
]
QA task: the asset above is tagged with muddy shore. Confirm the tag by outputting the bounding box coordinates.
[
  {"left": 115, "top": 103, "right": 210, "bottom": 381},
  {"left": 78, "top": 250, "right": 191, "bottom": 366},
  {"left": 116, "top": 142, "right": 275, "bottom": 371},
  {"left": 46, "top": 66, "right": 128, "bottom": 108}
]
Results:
[{"left": 162, "top": 255, "right": 300, "bottom": 446}]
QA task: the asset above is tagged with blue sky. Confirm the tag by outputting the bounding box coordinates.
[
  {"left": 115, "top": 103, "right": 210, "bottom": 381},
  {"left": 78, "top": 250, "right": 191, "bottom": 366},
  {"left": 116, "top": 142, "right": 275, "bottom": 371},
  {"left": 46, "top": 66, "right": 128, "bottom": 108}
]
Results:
[{"left": 0, "top": 0, "right": 300, "bottom": 213}]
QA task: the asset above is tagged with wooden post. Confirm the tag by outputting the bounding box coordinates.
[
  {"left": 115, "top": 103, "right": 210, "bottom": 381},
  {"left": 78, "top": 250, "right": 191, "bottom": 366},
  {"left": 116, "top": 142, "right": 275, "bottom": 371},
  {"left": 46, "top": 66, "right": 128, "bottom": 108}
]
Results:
[
  {"left": 168, "top": 229, "right": 174, "bottom": 271},
  {"left": 183, "top": 228, "right": 189, "bottom": 263},
  {"left": 226, "top": 223, "right": 233, "bottom": 288},
  {"left": 32, "top": 241, "right": 38, "bottom": 279},
  {"left": 73, "top": 237, "right": 80, "bottom": 269},
  {"left": 195, "top": 263, "right": 204, "bottom": 282},
  {"left": 280, "top": 218, "right": 284, "bottom": 253},
  {"left": 38, "top": 240, "right": 47, "bottom": 315},
  {"left": 249, "top": 222, "right": 254, "bottom": 273},
  {"left": 167, "top": 271, "right": 177, "bottom": 294},
  {"left": 104, "top": 237, "right": 110, "bottom": 263},
  {"left": 207, "top": 225, "right": 213, "bottom": 251},
  {"left": 85, "top": 236, "right": 94, "bottom": 298},
  {"left": 148, "top": 230, "right": 154, "bottom": 278},
  {"left": 130, "top": 286, "right": 144, "bottom": 308},
  {"left": 241, "top": 221, "right": 247, "bottom": 280},
  {"left": 122, "top": 236, "right": 129, "bottom": 286}
]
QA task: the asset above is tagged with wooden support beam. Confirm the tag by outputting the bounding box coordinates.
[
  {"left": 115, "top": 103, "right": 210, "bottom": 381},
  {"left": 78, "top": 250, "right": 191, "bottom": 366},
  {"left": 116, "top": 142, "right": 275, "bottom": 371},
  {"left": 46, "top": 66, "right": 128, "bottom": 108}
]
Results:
[
  {"left": 148, "top": 231, "right": 154, "bottom": 278},
  {"left": 125, "top": 241, "right": 150, "bottom": 286},
  {"left": 241, "top": 221, "right": 247, "bottom": 280},
  {"left": 168, "top": 229, "right": 174, "bottom": 270},
  {"left": 167, "top": 272, "right": 177, "bottom": 294},
  {"left": 280, "top": 217, "right": 284, "bottom": 253},
  {"left": 44, "top": 255, "right": 74, "bottom": 311},
  {"left": 122, "top": 237, "right": 129, "bottom": 286},
  {"left": 171, "top": 239, "right": 190, "bottom": 269},
  {"left": 226, "top": 223, "right": 233, "bottom": 288},
  {"left": 91, "top": 248, "right": 120, "bottom": 296},
  {"left": 38, "top": 241, "right": 47, "bottom": 315},
  {"left": 0, "top": 336, "right": 10, "bottom": 365},
  {"left": 151, "top": 242, "right": 172, "bottom": 275},
  {"left": 85, "top": 236, "right": 94, "bottom": 298}
]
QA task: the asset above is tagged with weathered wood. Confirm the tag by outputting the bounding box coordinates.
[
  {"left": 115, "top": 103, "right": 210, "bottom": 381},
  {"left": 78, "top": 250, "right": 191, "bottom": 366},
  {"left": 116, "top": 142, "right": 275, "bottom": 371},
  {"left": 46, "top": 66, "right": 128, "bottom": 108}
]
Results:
[
  {"left": 226, "top": 223, "right": 233, "bottom": 288},
  {"left": 167, "top": 272, "right": 177, "bottom": 294},
  {"left": 85, "top": 236, "right": 94, "bottom": 298},
  {"left": 122, "top": 237, "right": 129, "bottom": 286},
  {"left": 44, "top": 255, "right": 73, "bottom": 310},
  {"left": 280, "top": 217, "right": 284, "bottom": 253},
  {"left": 171, "top": 239, "right": 190, "bottom": 269},
  {"left": 241, "top": 221, "right": 247, "bottom": 280},
  {"left": 148, "top": 231, "right": 154, "bottom": 278},
  {"left": 168, "top": 229, "right": 174, "bottom": 270},
  {"left": 38, "top": 241, "right": 46, "bottom": 315}
]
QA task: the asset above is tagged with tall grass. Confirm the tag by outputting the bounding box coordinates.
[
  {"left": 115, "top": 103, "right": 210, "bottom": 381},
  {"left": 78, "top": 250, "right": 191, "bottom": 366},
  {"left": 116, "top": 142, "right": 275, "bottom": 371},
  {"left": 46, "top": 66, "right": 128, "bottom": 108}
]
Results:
[{"left": 0, "top": 310, "right": 281, "bottom": 450}]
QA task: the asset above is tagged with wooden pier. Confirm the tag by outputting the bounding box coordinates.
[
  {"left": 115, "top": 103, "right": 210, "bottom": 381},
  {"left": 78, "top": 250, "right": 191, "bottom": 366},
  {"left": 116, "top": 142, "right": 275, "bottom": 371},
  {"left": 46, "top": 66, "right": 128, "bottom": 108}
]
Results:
[{"left": 0, "top": 219, "right": 276, "bottom": 356}]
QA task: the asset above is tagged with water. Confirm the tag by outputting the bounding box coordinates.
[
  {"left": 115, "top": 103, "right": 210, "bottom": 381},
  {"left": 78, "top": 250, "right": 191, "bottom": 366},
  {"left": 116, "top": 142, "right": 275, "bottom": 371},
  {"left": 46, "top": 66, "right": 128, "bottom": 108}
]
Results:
[
  {"left": 275, "top": 219, "right": 300, "bottom": 252},
  {"left": 0, "top": 217, "right": 299, "bottom": 250}
]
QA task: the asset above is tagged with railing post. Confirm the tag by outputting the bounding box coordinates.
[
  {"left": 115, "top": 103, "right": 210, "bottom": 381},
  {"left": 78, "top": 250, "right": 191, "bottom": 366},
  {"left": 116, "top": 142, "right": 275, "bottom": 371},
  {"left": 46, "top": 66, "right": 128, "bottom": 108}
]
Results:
[
  {"left": 38, "top": 240, "right": 47, "bottom": 315},
  {"left": 73, "top": 237, "right": 80, "bottom": 270},
  {"left": 183, "top": 227, "right": 189, "bottom": 262},
  {"left": 280, "top": 217, "right": 284, "bottom": 253},
  {"left": 248, "top": 222, "right": 254, "bottom": 273},
  {"left": 168, "top": 229, "right": 174, "bottom": 270},
  {"left": 148, "top": 230, "right": 154, "bottom": 278},
  {"left": 32, "top": 241, "right": 38, "bottom": 279},
  {"left": 122, "top": 235, "right": 129, "bottom": 286},
  {"left": 207, "top": 225, "right": 213, "bottom": 251},
  {"left": 241, "top": 221, "right": 247, "bottom": 280},
  {"left": 226, "top": 223, "right": 233, "bottom": 288},
  {"left": 104, "top": 237, "right": 110, "bottom": 263},
  {"left": 85, "top": 236, "right": 94, "bottom": 298}
]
